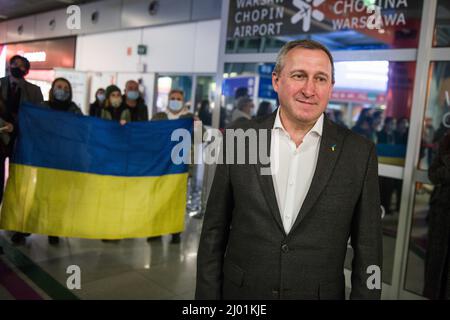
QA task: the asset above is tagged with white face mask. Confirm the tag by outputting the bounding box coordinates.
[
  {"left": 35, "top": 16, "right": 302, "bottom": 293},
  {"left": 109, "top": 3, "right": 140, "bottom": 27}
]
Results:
[
  {"left": 168, "top": 99, "right": 183, "bottom": 112},
  {"left": 97, "top": 93, "right": 106, "bottom": 102}
]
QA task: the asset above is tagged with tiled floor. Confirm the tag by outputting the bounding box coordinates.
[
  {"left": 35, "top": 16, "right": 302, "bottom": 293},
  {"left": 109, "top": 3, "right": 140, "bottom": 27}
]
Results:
[
  {"left": 0, "top": 214, "right": 202, "bottom": 300},
  {"left": 0, "top": 209, "right": 428, "bottom": 300},
  {"left": 0, "top": 283, "right": 14, "bottom": 300}
]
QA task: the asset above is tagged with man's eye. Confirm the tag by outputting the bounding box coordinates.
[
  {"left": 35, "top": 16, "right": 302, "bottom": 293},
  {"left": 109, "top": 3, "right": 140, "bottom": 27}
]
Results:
[
  {"left": 292, "top": 74, "right": 306, "bottom": 79},
  {"left": 316, "top": 77, "right": 327, "bottom": 82}
]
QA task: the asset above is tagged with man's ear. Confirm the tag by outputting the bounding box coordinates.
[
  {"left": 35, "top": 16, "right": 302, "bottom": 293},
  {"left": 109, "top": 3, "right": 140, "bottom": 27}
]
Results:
[
  {"left": 272, "top": 72, "right": 279, "bottom": 92},
  {"left": 329, "top": 83, "right": 334, "bottom": 99}
]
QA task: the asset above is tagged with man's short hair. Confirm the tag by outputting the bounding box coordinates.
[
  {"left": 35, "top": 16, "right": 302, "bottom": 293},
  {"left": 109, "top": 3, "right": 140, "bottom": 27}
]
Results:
[
  {"left": 273, "top": 39, "right": 335, "bottom": 84},
  {"left": 125, "top": 80, "right": 138, "bottom": 88},
  {"left": 169, "top": 89, "right": 184, "bottom": 97},
  {"left": 236, "top": 97, "right": 253, "bottom": 111},
  {"left": 9, "top": 55, "right": 31, "bottom": 71}
]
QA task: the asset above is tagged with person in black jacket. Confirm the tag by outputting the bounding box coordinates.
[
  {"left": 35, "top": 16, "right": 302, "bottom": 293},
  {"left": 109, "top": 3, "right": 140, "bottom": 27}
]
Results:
[
  {"left": 256, "top": 100, "right": 273, "bottom": 118},
  {"left": 39, "top": 78, "right": 82, "bottom": 245},
  {"left": 424, "top": 130, "right": 450, "bottom": 300},
  {"left": 89, "top": 88, "right": 105, "bottom": 117},
  {"left": 42, "top": 77, "right": 82, "bottom": 114},
  {"left": 123, "top": 80, "right": 148, "bottom": 122},
  {"left": 0, "top": 55, "right": 43, "bottom": 206},
  {"left": 1, "top": 55, "right": 44, "bottom": 246},
  {"left": 196, "top": 39, "right": 382, "bottom": 300}
]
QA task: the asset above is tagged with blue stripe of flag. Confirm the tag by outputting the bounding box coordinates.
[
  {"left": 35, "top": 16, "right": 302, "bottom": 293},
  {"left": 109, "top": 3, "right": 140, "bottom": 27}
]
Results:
[{"left": 12, "top": 103, "right": 192, "bottom": 177}]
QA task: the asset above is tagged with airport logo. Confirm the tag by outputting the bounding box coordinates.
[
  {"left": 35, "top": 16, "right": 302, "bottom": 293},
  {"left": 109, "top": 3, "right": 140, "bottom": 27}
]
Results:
[{"left": 291, "top": 0, "right": 325, "bottom": 32}]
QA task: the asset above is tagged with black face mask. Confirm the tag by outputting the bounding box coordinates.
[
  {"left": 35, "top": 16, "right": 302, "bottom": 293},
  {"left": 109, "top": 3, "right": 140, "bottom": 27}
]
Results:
[{"left": 10, "top": 67, "right": 26, "bottom": 79}]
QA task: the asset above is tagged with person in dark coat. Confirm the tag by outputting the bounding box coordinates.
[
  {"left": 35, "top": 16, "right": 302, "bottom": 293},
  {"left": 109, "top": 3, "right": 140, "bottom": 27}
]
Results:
[
  {"left": 40, "top": 77, "right": 83, "bottom": 245},
  {"left": 424, "top": 130, "right": 450, "bottom": 300},
  {"left": 0, "top": 95, "right": 14, "bottom": 168},
  {"left": 256, "top": 100, "right": 273, "bottom": 118},
  {"left": 198, "top": 100, "right": 212, "bottom": 126},
  {"left": 377, "top": 117, "right": 397, "bottom": 144},
  {"left": 0, "top": 95, "right": 10, "bottom": 256},
  {"left": 1, "top": 55, "right": 44, "bottom": 245},
  {"left": 0, "top": 55, "right": 43, "bottom": 204},
  {"left": 123, "top": 80, "right": 148, "bottom": 122},
  {"left": 89, "top": 88, "right": 106, "bottom": 117},
  {"left": 196, "top": 40, "right": 382, "bottom": 300},
  {"left": 42, "top": 77, "right": 82, "bottom": 114}
]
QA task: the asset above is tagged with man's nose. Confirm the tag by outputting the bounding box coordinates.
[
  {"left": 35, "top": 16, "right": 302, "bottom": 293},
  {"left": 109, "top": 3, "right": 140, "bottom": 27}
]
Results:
[{"left": 301, "top": 79, "right": 316, "bottom": 98}]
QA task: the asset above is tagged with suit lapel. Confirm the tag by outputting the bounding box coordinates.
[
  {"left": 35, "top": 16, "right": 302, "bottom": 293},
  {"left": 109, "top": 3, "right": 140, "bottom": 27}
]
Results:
[
  {"left": 288, "top": 116, "right": 345, "bottom": 235},
  {"left": 253, "top": 112, "right": 286, "bottom": 235}
]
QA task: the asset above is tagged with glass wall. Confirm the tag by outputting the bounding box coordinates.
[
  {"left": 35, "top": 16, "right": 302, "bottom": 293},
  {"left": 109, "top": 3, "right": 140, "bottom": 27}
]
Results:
[
  {"left": 433, "top": 0, "right": 450, "bottom": 47},
  {"left": 405, "top": 60, "right": 450, "bottom": 299},
  {"left": 419, "top": 61, "right": 450, "bottom": 170},
  {"left": 404, "top": 183, "right": 434, "bottom": 297}
]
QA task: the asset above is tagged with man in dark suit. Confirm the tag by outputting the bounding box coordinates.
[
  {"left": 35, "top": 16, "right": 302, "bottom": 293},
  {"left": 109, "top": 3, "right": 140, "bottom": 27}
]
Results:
[
  {"left": 196, "top": 40, "right": 382, "bottom": 300},
  {"left": 0, "top": 55, "right": 43, "bottom": 244}
]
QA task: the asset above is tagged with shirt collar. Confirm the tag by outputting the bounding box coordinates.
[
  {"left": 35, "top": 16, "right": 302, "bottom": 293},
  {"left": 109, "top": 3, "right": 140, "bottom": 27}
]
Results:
[{"left": 273, "top": 106, "right": 324, "bottom": 137}]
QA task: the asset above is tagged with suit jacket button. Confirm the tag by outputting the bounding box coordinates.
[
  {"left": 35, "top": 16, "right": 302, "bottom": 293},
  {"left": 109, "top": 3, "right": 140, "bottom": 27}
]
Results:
[{"left": 281, "top": 244, "right": 289, "bottom": 253}]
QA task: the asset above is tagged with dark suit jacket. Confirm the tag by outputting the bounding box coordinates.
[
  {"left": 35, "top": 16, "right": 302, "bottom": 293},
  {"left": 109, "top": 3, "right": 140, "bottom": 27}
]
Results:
[
  {"left": 196, "top": 111, "right": 383, "bottom": 300},
  {"left": 0, "top": 76, "right": 44, "bottom": 113},
  {"left": 424, "top": 137, "right": 450, "bottom": 300},
  {"left": 0, "top": 76, "right": 44, "bottom": 157}
]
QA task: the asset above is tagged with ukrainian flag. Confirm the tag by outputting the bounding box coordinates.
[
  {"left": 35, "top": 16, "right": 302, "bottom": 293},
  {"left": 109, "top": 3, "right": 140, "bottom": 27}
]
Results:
[
  {"left": 376, "top": 143, "right": 407, "bottom": 166},
  {"left": 0, "top": 103, "right": 192, "bottom": 239}
]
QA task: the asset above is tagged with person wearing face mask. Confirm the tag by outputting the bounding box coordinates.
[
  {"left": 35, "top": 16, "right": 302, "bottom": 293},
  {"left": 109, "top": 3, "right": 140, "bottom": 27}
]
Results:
[
  {"left": 43, "top": 78, "right": 82, "bottom": 115},
  {"left": 153, "top": 89, "right": 193, "bottom": 121},
  {"left": 150, "top": 89, "right": 194, "bottom": 244},
  {"left": 123, "top": 80, "right": 148, "bottom": 122},
  {"left": 0, "top": 55, "right": 43, "bottom": 161},
  {"left": 1, "top": 55, "right": 44, "bottom": 245},
  {"left": 29, "top": 77, "right": 82, "bottom": 245},
  {"left": 100, "top": 85, "right": 131, "bottom": 124},
  {"left": 89, "top": 88, "right": 106, "bottom": 118}
]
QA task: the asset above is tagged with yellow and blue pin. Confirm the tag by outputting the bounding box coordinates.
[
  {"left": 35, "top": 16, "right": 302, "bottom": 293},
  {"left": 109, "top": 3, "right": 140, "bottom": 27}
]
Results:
[{"left": 331, "top": 144, "right": 336, "bottom": 152}]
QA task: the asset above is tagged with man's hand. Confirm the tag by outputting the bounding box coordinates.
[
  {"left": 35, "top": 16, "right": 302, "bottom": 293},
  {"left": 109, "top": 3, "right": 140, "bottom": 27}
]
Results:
[{"left": 0, "top": 122, "right": 14, "bottom": 133}]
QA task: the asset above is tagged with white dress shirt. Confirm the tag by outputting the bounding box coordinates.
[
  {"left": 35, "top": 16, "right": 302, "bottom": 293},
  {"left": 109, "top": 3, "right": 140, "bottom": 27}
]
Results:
[{"left": 270, "top": 108, "right": 323, "bottom": 234}]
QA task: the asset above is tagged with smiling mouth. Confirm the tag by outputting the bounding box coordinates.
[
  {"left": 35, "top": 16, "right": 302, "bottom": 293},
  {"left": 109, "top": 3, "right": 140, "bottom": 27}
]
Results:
[{"left": 296, "top": 100, "right": 316, "bottom": 105}]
